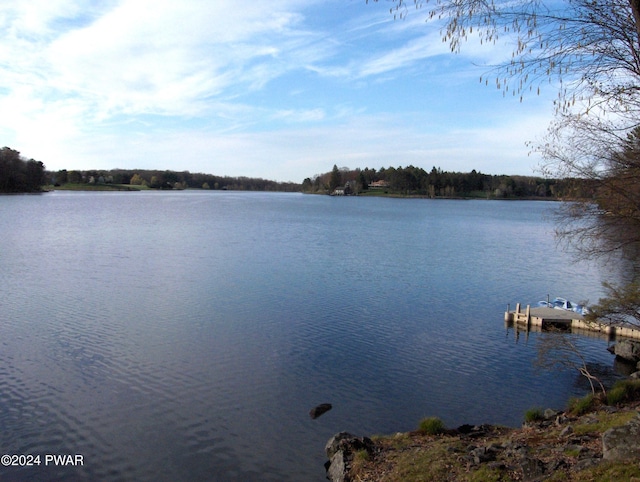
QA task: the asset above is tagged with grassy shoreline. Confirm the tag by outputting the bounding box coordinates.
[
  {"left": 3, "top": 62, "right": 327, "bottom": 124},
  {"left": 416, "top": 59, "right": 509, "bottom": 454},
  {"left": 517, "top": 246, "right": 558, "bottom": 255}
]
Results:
[
  {"left": 341, "top": 381, "right": 640, "bottom": 481},
  {"left": 306, "top": 188, "right": 560, "bottom": 201},
  {"left": 52, "top": 183, "right": 146, "bottom": 191}
]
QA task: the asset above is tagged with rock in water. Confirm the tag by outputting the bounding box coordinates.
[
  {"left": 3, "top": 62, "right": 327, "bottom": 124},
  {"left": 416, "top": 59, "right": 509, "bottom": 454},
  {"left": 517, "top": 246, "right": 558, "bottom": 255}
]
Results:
[
  {"left": 608, "top": 340, "right": 640, "bottom": 363},
  {"left": 309, "top": 403, "right": 332, "bottom": 419}
]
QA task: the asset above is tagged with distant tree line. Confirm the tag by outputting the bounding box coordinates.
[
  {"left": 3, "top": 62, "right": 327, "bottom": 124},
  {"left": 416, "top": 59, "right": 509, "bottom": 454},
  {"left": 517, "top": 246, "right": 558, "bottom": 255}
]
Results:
[
  {"left": 51, "top": 168, "right": 301, "bottom": 192},
  {"left": 0, "top": 147, "right": 46, "bottom": 193},
  {"left": 303, "top": 164, "right": 579, "bottom": 199}
]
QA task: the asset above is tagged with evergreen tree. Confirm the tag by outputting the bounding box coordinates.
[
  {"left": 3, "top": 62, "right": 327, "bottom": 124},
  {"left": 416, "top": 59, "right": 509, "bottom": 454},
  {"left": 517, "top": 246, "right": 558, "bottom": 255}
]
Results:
[{"left": 329, "top": 164, "right": 342, "bottom": 191}]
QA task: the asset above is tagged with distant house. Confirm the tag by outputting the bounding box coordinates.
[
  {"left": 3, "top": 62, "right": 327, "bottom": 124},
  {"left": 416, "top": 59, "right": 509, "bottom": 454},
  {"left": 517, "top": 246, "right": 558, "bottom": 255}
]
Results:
[
  {"left": 331, "top": 183, "right": 353, "bottom": 196},
  {"left": 369, "top": 180, "right": 389, "bottom": 188}
]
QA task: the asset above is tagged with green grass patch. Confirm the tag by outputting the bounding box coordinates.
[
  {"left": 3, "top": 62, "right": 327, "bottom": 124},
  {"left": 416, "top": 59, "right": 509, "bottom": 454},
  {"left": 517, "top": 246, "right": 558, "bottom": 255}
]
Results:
[
  {"left": 563, "top": 448, "right": 582, "bottom": 458},
  {"left": 417, "top": 417, "right": 445, "bottom": 435},
  {"left": 465, "top": 190, "right": 493, "bottom": 199},
  {"left": 349, "top": 449, "right": 370, "bottom": 478},
  {"left": 386, "top": 440, "right": 457, "bottom": 481},
  {"left": 574, "top": 459, "right": 640, "bottom": 480},
  {"left": 55, "top": 183, "right": 144, "bottom": 191},
  {"left": 573, "top": 410, "right": 637, "bottom": 436},
  {"left": 468, "top": 465, "right": 506, "bottom": 482},
  {"left": 523, "top": 407, "right": 544, "bottom": 423},
  {"left": 607, "top": 379, "right": 640, "bottom": 405},
  {"left": 375, "top": 437, "right": 507, "bottom": 482},
  {"left": 567, "top": 394, "right": 597, "bottom": 416}
]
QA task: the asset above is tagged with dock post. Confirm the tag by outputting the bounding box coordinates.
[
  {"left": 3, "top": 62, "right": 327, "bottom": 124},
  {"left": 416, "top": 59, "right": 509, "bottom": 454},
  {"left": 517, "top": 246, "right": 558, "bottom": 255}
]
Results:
[
  {"left": 505, "top": 304, "right": 512, "bottom": 322},
  {"left": 525, "top": 305, "right": 531, "bottom": 324}
]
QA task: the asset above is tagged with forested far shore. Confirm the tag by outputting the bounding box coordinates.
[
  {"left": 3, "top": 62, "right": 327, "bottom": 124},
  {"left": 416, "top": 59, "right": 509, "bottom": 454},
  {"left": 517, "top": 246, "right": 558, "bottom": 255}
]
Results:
[
  {"left": 1, "top": 144, "right": 590, "bottom": 198},
  {"left": 0, "top": 147, "right": 47, "bottom": 193},
  {"left": 51, "top": 168, "right": 301, "bottom": 192},
  {"left": 0, "top": 146, "right": 301, "bottom": 193},
  {"left": 304, "top": 164, "right": 591, "bottom": 199}
]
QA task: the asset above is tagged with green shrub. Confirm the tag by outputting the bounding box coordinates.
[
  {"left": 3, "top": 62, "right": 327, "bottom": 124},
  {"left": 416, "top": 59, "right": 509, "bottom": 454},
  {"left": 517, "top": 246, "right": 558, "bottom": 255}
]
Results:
[
  {"left": 524, "top": 407, "right": 544, "bottom": 423},
  {"left": 607, "top": 379, "right": 640, "bottom": 405},
  {"left": 567, "top": 394, "right": 596, "bottom": 415},
  {"left": 607, "top": 385, "right": 627, "bottom": 406},
  {"left": 418, "top": 417, "right": 445, "bottom": 435}
]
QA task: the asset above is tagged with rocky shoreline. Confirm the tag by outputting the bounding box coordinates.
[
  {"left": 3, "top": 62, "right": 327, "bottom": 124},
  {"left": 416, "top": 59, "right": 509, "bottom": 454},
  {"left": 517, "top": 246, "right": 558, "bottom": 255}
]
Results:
[{"left": 324, "top": 339, "right": 640, "bottom": 481}]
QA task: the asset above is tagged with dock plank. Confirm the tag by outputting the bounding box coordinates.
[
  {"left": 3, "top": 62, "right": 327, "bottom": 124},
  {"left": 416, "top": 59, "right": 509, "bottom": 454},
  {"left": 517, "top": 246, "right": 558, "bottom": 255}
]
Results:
[{"left": 529, "top": 307, "right": 584, "bottom": 321}]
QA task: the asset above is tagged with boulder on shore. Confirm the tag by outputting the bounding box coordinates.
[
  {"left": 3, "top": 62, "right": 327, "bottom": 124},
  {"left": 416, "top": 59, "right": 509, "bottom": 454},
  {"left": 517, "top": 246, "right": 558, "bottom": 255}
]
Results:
[
  {"left": 324, "top": 432, "right": 375, "bottom": 482},
  {"left": 607, "top": 339, "right": 640, "bottom": 363},
  {"left": 602, "top": 414, "right": 640, "bottom": 461}
]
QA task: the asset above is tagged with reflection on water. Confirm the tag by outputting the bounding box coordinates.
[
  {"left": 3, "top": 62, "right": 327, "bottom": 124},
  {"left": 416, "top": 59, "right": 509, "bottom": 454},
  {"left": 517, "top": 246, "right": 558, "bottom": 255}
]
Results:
[{"left": 0, "top": 191, "right": 620, "bottom": 481}]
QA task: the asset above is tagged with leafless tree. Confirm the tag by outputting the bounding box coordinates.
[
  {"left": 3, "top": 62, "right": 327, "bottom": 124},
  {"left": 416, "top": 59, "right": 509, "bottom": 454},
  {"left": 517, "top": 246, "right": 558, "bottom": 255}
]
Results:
[
  {"left": 372, "top": 1, "right": 640, "bottom": 113},
  {"left": 535, "top": 330, "right": 607, "bottom": 396},
  {"left": 371, "top": 0, "right": 640, "bottom": 323}
]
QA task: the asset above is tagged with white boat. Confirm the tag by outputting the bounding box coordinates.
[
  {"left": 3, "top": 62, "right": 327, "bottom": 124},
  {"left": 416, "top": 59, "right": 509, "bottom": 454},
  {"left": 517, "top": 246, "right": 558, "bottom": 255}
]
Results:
[{"left": 537, "top": 297, "right": 590, "bottom": 315}]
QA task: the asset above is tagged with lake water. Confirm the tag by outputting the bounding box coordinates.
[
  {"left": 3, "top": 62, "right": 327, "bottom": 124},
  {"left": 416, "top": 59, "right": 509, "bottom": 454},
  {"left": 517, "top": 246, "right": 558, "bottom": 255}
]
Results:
[{"left": 0, "top": 191, "right": 621, "bottom": 481}]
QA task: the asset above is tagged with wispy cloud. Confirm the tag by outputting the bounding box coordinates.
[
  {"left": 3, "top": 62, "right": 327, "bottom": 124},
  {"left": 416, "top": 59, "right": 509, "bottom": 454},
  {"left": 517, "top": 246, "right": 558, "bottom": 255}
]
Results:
[
  {"left": 0, "top": 0, "right": 555, "bottom": 181},
  {"left": 357, "top": 32, "right": 450, "bottom": 77},
  {"left": 2, "top": 1, "right": 323, "bottom": 118}
]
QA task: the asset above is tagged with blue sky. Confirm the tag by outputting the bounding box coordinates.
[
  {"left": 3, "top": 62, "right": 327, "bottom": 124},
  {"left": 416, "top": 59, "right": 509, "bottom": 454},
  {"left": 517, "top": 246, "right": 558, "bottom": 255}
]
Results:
[{"left": 0, "top": 0, "right": 555, "bottom": 182}]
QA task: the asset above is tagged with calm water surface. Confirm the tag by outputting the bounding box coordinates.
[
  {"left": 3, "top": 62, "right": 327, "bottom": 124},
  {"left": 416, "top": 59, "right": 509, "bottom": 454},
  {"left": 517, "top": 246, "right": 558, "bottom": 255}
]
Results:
[{"left": 0, "top": 191, "right": 618, "bottom": 480}]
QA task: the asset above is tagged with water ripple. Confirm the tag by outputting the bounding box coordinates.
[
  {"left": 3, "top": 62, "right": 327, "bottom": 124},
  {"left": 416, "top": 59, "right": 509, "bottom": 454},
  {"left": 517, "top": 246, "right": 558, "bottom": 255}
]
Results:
[{"left": 0, "top": 193, "right": 616, "bottom": 481}]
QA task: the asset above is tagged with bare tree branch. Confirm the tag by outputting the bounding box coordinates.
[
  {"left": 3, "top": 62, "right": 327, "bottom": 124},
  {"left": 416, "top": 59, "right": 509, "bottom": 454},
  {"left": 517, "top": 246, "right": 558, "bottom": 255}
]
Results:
[{"left": 535, "top": 331, "right": 607, "bottom": 395}]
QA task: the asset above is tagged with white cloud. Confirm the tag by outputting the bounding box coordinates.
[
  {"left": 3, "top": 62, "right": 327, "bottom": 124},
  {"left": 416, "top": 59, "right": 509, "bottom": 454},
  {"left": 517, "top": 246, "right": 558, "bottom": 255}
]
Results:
[
  {"left": 30, "top": 104, "right": 548, "bottom": 182},
  {"left": 43, "top": 1, "right": 307, "bottom": 116},
  {"left": 0, "top": 0, "right": 557, "bottom": 182},
  {"left": 357, "top": 32, "right": 450, "bottom": 77},
  {"left": 1, "top": 0, "right": 324, "bottom": 120},
  {"left": 0, "top": 0, "right": 97, "bottom": 36},
  {"left": 271, "top": 108, "right": 326, "bottom": 123}
]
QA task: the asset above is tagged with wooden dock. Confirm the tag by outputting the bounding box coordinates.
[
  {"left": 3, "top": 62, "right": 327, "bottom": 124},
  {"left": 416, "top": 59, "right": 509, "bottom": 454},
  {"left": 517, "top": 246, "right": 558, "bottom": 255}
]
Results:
[{"left": 504, "top": 303, "right": 640, "bottom": 340}]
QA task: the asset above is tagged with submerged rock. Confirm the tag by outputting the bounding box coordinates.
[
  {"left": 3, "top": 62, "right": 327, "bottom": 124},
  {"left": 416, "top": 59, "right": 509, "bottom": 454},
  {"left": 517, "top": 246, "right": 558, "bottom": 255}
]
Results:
[{"left": 309, "top": 403, "right": 332, "bottom": 419}]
